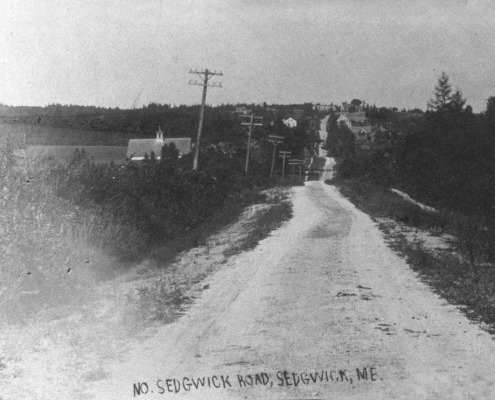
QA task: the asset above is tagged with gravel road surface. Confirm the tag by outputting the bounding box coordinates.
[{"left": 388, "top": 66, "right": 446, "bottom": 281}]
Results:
[{"left": 88, "top": 159, "right": 495, "bottom": 400}]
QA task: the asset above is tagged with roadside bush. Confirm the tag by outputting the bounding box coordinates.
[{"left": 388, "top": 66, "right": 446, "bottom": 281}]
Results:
[
  {"left": 337, "top": 149, "right": 396, "bottom": 186},
  {"left": 49, "top": 146, "right": 270, "bottom": 256},
  {"left": 0, "top": 131, "right": 277, "bottom": 321}
]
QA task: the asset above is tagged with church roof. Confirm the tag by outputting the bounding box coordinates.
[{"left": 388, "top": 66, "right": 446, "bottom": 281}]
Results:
[{"left": 127, "top": 137, "right": 191, "bottom": 160}]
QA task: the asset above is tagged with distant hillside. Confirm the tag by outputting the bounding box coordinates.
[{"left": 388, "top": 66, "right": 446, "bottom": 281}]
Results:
[
  {"left": 0, "top": 122, "right": 132, "bottom": 146},
  {"left": 0, "top": 102, "right": 319, "bottom": 146}
]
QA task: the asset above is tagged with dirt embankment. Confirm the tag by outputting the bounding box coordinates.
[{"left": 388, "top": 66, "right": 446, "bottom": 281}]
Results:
[{"left": 0, "top": 187, "right": 292, "bottom": 400}]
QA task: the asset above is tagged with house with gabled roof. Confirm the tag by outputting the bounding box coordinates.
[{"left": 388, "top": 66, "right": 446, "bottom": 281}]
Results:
[
  {"left": 350, "top": 125, "right": 373, "bottom": 142},
  {"left": 126, "top": 127, "right": 191, "bottom": 161},
  {"left": 282, "top": 117, "right": 298, "bottom": 128},
  {"left": 234, "top": 106, "right": 253, "bottom": 116},
  {"left": 336, "top": 114, "right": 352, "bottom": 129}
]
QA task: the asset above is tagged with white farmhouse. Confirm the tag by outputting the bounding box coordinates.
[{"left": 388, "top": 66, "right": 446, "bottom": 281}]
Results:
[
  {"left": 336, "top": 114, "right": 352, "bottom": 129},
  {"left": 282, "top": 117, "right": 298, "bottom": 128}
]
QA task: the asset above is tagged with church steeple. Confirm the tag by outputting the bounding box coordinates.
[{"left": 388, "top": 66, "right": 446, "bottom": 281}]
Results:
[{"left": 156, "top": 126, "right": 164, "bottom": 142}]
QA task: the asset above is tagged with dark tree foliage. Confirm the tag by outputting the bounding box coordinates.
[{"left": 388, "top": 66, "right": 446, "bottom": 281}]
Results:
[
  {"left": 335, "top": 73, "right": 495, "bottom": 219},
  {"left": 57, "top": 146, "right": 263, "bottom": 253},
  {"left": 325, "top": 114, "right": 355, "bottom": 158},
  {"left": 161, "top": 142, "right": 179, "bottom": 162},
  {"left": 482, "top": 97, "right": 495, "bottom": 145},
  {"left": 282, "top": 119, "right": 312, "bottom": 158},
  {"left": 266, "top": 115, "right": 317, "bottom": 160},
  {"left": 427, "top": 71, "right": 453, "bottom": 112}
]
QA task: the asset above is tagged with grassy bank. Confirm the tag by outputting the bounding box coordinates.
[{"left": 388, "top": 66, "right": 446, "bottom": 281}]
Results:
[
  {"left": 328, "top": 177, "right": 495, "bottom": 332},
  {"left": 0, "top": 185, "right": 294, "bottom": 398},
  {"left": 129, "top": 187, "right": 293, "bottom": 326},
  {"left": 0, "top": 129, "right": 298, "bottom": 324}
]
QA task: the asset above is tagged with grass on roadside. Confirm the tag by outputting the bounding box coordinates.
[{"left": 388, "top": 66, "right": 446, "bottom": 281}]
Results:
[
  {"left": 124, "top": 187, "right": 293, "bottom": 326},
  {"left": 223, "top": 191, "right": 292, "bottom": 257},
  {"left": 393, "top": 236, "right": 495, "bottom": 331},
  {"left": 328, "top": 178, "right": 448, "bottom": 232},
  {"left": 328, "top": 176, "right": 495, "bottom": 330}
]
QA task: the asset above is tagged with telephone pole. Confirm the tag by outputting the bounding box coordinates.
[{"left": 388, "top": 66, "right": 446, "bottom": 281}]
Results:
[
  {"left": 268, "top": 135, "right": 284, "bottom": 177},
  {"left": 278, "top": 150, "right": 292, "bottom": 178},
  {"left": 189, "top": 69, "right": 223, "bottom": 170},
  {"left": 288, "top": 158, "right": 304, "bottom": 179},
  {"left": 241, "top": 113, "right": 263, "bottom": 173}
]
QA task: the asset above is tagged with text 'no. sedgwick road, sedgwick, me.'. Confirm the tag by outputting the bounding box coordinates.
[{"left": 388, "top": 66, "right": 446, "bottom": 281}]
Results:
[{"left": 132, "top": 366, "right": 380, "bottom": 396}]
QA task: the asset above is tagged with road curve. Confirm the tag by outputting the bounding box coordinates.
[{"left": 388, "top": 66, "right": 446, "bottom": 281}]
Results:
[{"left": 89, "top": 166, "right": 495, "bottom": 400}]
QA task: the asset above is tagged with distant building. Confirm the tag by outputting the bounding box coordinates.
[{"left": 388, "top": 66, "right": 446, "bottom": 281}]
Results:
[
  {"left": 314, "top": 103, "right": 334, "bottom": 112},
  {"left": 282, "top": 117, "right": 298, "bottom": 128},
  {"left": 348, "top": 111, "right": 367, "bottom": 124},
  {"left": 335, "top": 102, "right": 371, "bottom": 143},
  {"left": 234, "top": 106, "right": 252, "bottom": 116},
  {"left": 126, "top": 127, "right": 191, "bottom": 161},
  {"left": 336, "top": 110, "right": 368, "bottom": 125},
  {"left": 351, "top": 125, "right": 373, "bottom": 141},
  {"left": 336, "top": 115, "right": 352, "bottom": 129}
]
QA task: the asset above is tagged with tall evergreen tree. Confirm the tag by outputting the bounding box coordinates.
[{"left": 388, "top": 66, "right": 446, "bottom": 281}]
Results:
[
  {"left": 426, "top": 72, "right": 468, "bottom": 130},
  {"left": 427, "top": 71, "right": 453, "bottom": 112}
]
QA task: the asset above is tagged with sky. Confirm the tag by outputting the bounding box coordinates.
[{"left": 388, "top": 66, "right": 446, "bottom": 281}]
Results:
[{"left": 1, "top": 0, "right": 495, "bottom": 112}]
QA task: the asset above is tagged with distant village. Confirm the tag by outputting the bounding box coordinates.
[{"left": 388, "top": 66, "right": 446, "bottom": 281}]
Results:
[
  {"left": 0, "top": 100, "right": 424, "bottom": 163},
  {"left": 234, "top": 101, "right": 422, "bottom": 152}
]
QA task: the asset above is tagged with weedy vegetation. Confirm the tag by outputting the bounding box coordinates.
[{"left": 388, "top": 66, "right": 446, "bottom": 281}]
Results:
[
  {"left": 329, "top": 175, "right": 495, "bottom": 330},
  {"left": 223, "top": 190, "right": 293, "bottom": 256},
  {"left": 0, "top": 126, "right": 302, "bottom": 325}
]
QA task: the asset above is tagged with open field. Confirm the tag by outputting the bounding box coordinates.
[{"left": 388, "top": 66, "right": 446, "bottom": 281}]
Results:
[
  {"left": 17, "top": 145, "right": 128, "bottom": 165},
  {"left": 0, "top": 122, "right": 132, "bottom": 146},
  {"left": 0, "top": 122, "right": 131, "bottom": 165}
]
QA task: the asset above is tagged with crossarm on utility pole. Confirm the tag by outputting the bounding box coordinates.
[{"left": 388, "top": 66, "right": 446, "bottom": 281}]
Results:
[
  {"left": 241, "top": 114, "right": 263, "bottom": 173},
  {"left": 268, "top": 135, "right": 284, "bottom": 177},
  {"left": 188, "top": 69, "right": 223, "bottom": 171}
]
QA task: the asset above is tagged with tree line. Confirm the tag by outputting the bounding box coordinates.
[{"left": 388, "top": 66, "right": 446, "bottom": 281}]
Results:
[{"left": 335, "top": 72, "right": 495, "bottom": 220}]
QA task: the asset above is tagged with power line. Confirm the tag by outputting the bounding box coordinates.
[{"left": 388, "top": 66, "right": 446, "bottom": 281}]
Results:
[
  {"left": 188, "top": 68, "right": 223, "bottom": 170},
  {"left": 241, "top": 113, "right": 263, "bottom": 173}
]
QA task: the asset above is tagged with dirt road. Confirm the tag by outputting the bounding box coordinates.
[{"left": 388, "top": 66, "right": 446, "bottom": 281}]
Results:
[
  {"left": 317, "top": 115, "right": 330, "bottom": 157},
  {"left": 88, "top": 159, "right": 495, "bottom": 400}
]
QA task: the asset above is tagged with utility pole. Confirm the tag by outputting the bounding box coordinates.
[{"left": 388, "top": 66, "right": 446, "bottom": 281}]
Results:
[
  {"left": 268, "top": 135, "right": 284, "bottom": 177},
  {"left": 288, "top": 158, "right": 304, "bottom": 179},
  {"left": 189, "top": 68, "right": 223, "bottom": 170},
  {"left": 241, "top": 113, "right": 263, "bottom": 173},
  {"left": 278, "top": 151, "right": 292, "bottom": 178}
]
